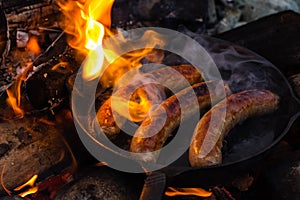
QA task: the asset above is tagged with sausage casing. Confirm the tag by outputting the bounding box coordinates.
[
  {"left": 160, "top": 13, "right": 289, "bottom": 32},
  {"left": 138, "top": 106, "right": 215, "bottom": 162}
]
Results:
[
  {"left": 130, "top": 81, "right": 231, "bottom": 162},
  {"left": 96, "top": 64, "right": 203, "bottom": 139},
  {"left": 189, "top": 89, "right": 279, "bottom": 167}
]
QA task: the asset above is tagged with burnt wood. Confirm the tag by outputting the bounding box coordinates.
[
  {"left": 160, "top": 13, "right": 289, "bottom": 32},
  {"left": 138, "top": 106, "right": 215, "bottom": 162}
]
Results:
[
  {"left": 25, "top": 36, "right": 82, "bottom": 110},
  {"left": 0, "top": 115, "right": 72, "bottom": 195}
]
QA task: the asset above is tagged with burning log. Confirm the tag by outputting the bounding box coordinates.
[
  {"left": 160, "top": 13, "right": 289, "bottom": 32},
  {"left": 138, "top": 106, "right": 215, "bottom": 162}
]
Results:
[
  {"left": 0, "top": 0, "right": 60, "bottom": 31},
  {"left": 53, "top": 166, "right": 143, "bottom": 200},
  {"left": 0, "top": 115, "right": 73, "bottom": 195}
]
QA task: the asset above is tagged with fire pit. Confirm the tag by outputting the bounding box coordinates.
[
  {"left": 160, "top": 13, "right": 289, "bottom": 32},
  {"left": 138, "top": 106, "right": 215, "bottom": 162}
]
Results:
[{"left": 1, "top": 0, "right": 300, "bottom": 199}]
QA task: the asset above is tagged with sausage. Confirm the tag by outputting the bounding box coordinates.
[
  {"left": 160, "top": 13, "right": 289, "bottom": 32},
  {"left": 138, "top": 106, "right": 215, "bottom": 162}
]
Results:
[
  {"left": 96, "top": 64, "right": 203, "bottom": 139},
  {"left": 189, "top": 89, "right": 279, "bottom": 167},
  {"left": 130, "top": 81, "right": 231, "bottom": 162}
]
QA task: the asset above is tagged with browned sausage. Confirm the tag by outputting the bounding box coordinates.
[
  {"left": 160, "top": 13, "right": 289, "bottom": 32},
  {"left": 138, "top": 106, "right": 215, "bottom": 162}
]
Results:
[
  {"left": 189, "top": 89, "right": 279, "bottom": 167},
  {"left": 130, "top": 81, "right": 231, "bottom": 162},
  {"left": 96, "top": 64, "right": 203, "bottom": 139}
]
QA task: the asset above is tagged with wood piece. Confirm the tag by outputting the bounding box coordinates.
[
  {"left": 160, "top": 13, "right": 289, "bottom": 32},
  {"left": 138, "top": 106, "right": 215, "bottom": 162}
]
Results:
[
  {"left": 216, "top": 11, "right": 300, "bottom": 77},
  {"left": 25, "top": 36, "right": 82, "bottom": 110},
  {"left": 0, "top": 115, "right": 71, "bottom": 194},
  {"left": 0, "top": 8, "right": 9, "bottom": 67}
]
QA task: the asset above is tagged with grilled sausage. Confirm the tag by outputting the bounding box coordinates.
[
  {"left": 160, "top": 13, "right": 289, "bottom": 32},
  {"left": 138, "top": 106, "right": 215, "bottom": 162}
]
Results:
[
  {"left": 189, "top": 89, "right": 279, "bottom": 167},
  {"left": 130, "top": 81, "right": 231, "bottom": 162},
  {"left": 96, "top": 64, "right": 203, "bottom": 139}
]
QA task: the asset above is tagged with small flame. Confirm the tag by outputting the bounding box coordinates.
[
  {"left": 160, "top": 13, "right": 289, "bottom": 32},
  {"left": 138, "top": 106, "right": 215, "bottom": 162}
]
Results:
[
  {"left": 6, "top": 61, "right": 34, "bottom": 117},
  {"left": 128, "top": 88, "right": 153, "bottom": 122},
  {"left": 6, "top": 89, "right": 24, "bottom": 117},
  {"left": 14, "top": 174, "right": 38, "bottom": 197},
  {"left": 26, "top": 36, "right": 41, "bottom": 55},
  {"left": 165, "top": 187, "right": 212, "bottom": 197}
]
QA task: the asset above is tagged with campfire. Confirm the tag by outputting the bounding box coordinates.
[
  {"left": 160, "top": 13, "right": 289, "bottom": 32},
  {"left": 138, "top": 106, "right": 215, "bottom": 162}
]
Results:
[{"left": 1, "top": 0, "right": 300, "bottom": 199}]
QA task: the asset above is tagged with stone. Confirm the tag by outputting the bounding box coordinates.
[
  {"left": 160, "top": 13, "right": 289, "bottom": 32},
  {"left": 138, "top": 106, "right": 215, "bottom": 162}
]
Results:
[{"left": 237, "top": 0, "right": 300, "bottom": 22}]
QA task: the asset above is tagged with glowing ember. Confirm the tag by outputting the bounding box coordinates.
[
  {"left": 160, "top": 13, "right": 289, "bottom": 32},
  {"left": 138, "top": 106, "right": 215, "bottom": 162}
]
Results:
[{"left": 165, "top": 187, "right": 212, "bottom": 197}]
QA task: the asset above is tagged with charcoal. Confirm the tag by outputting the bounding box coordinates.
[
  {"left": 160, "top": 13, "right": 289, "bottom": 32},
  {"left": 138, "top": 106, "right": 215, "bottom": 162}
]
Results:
[
  {"left": 25, "top": 43, "right": 82, "bottom": 110},
  {"left": 0, "top": 143, "right": 9, "bottom": 157}
]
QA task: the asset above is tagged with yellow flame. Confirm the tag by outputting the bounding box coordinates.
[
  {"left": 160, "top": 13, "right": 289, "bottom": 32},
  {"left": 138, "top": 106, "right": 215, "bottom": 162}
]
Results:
[
  {"left": 165, "top": 187, "right": 212, "bottom": 197},
  {"left": 5, "top": 61, "right": 33, "bottom": 117},
  {"left": 58, "top": 0, "right": 114, "bottom": 81},
  {"left": 13, "top": 174, "right": 38, "bottom": 197},
  {"left": 59, "top": 0, "right": 166, "bottom": 122}
]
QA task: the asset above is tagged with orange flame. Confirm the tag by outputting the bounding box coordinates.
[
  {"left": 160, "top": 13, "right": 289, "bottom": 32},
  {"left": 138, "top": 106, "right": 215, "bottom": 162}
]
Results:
[
  {"left": 59, "top": 0, "right": 166, "bottom": 121},
  {"left": 26, "top": 36, "right": 41, "bottom": 55},
  {"left": 5, "top": 61, "right": 33, "bottom": 117},
  {"left": 165, "top": 187, "right": 212, "bottom": 197},
  {"left": 14, "top": 174, "right": 38, "bottom": 197},
  {"left": 58, "top": 0, "right": 114, "bottom": 81}
]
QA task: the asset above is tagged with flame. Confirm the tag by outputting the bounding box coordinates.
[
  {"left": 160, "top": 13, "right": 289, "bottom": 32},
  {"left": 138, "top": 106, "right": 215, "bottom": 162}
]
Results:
[
  {"left": 14, "top": 175, "right": 38, "bottom": 197},
  {"left": 111, "top": 88, "right": 153, "bottom": 122},
  {"left": 165, "top": 187, "right": 212, "bottom": 197},
  {"left": 26, "top": 36, "right": 41, "bottom": 55},
  {"left": 128, "top": 88, "right": 153, "bottom": 122},
  {"left": 59, "top": 0, "right": 166, "bottom": 122},
  {"left": 5, "top": 61, "right": 33, "bottom": 117},
  {"left": 58, "top": 0, "right": 114, "bottom": 81}
]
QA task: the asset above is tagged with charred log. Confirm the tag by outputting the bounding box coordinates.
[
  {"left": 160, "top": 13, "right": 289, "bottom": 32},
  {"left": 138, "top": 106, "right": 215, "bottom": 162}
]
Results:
[
  {"left": 25, "top": 35, "right": 82, "bottom": 110},
  {"left": 0, "top": 115, "right": 73, "bottom": 195}
]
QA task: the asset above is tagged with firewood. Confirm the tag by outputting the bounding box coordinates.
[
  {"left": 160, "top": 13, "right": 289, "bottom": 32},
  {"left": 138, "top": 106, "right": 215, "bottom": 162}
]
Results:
[
  {"left": 0, "top": 115, "right": 72, "bottom": 194},
  {"left": 0, "top": 8, "right": 9, "bottom": 67}
]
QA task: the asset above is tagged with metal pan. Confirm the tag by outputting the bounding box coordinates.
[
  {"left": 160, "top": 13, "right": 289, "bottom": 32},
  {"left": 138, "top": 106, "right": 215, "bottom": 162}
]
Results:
[
  {"left": 158, "top": 35, "right": 300, "bottom": 187},
  {"left": 71, "top": 33, "right": 300, "bottom": 190}
]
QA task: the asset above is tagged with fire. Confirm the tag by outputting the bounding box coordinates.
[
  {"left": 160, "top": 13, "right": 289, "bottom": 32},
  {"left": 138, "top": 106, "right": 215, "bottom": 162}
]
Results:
[
  {"left": 26, "top": 36, "right": 41, "bottom": 55},
  {"left": 14, "top": 174, "right": 38, "bottom": 197},
  {"left": 165, "top": 187, "right": 212, "bottom": 197},
  {"left": 59, "top": 0, "right": 166, "bottom": 121},
  {"left": 58, "top": 0, "right": 114, "bottom": 80},
  {"left": 6, "top": 61, "right": 33, "bottom": 117}
]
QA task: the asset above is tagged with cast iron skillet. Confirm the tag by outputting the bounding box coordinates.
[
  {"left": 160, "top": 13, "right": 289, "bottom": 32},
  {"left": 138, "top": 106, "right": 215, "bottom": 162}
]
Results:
[
  {"left": 72, "top": 34, "right": 300, "bottom": 192},
  {"left": 156, "top": 35, "right": 300, "bottom": 188}
]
